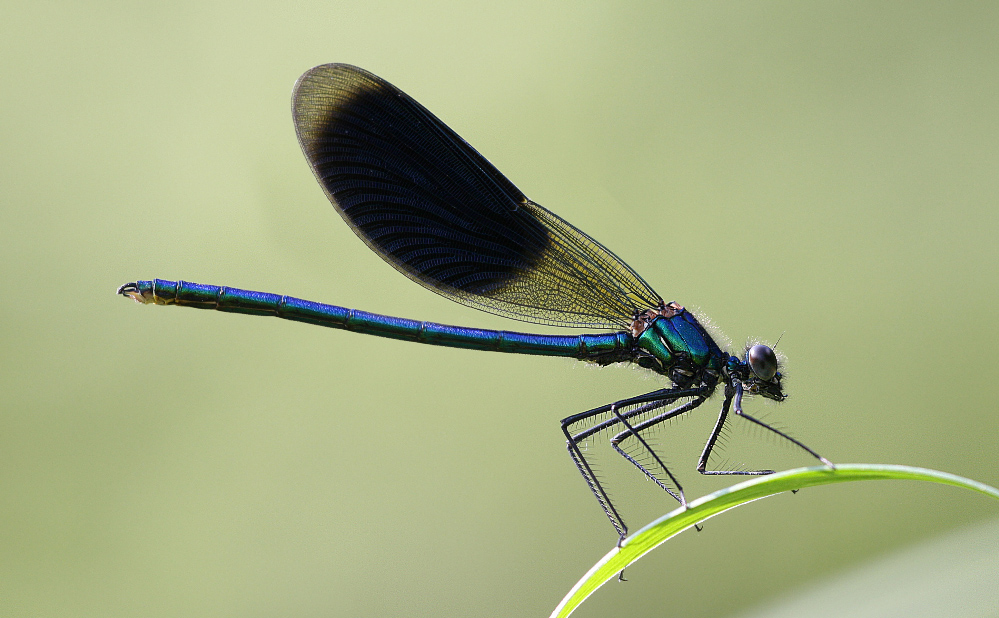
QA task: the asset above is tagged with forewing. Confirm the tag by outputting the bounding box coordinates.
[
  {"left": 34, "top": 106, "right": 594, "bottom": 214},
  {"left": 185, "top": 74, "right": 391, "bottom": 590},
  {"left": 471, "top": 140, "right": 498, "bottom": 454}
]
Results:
[{"left": 292, "top": 64, "right": 662, "bottom": 329}]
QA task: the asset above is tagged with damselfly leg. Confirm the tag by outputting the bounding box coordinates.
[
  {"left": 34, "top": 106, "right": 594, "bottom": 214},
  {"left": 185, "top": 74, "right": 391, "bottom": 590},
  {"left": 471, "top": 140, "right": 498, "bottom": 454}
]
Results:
[
  {"left": 561, "top": 386, "right": 708, "bottom": 541},
  {"left": 698, "top": 382, "right": 833, "bottom": 476}
]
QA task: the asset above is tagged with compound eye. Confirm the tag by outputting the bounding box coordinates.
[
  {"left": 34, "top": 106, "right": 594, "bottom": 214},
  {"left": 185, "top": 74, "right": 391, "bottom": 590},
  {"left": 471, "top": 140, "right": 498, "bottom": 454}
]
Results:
[{"left": 747, "top": 344, "right": 778, "bottom": 381}]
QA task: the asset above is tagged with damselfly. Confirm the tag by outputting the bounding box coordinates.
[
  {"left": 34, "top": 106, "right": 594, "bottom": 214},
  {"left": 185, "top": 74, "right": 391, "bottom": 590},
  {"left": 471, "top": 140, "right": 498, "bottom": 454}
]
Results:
[{"left": 119, "top": 64, "right": 832, "bottom": 543}]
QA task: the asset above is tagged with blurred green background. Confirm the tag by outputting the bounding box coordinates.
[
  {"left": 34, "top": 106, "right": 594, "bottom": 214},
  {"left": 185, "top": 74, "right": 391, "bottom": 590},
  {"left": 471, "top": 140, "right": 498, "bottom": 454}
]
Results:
[{"left": 3, "top": 2, "right": 998, "bottom": 617}]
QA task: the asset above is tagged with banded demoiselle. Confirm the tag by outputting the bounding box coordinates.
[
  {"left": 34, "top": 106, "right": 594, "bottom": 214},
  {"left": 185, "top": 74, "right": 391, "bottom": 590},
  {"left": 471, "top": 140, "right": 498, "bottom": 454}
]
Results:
[{"left": 119, "top": 64, "right": 832, "bottom": 543}]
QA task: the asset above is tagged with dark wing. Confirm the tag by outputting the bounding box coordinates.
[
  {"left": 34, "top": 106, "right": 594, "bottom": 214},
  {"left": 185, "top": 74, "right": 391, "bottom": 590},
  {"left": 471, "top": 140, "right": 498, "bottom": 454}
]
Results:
[{"left": 292, "top": 63, "right": 662, "bottom": 329}]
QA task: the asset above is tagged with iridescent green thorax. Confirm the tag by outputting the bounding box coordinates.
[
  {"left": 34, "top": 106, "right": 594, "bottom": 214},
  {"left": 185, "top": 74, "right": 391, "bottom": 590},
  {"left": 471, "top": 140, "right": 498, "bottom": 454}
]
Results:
[{"left": 633, "top": 303, "right": 725, "bottom": 378}]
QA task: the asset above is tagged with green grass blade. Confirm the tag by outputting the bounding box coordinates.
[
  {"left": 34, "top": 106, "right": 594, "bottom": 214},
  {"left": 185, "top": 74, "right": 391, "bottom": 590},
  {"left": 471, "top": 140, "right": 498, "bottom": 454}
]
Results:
[{"left": 550, "top": 464, "right": 999, "bottom": 618}]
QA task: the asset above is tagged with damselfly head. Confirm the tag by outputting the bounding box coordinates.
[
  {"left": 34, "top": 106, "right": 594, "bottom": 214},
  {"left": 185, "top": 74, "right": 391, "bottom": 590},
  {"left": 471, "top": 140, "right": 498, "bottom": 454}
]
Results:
[{"left": 744, "top": 343, "right": 785, "bottom": 401}]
